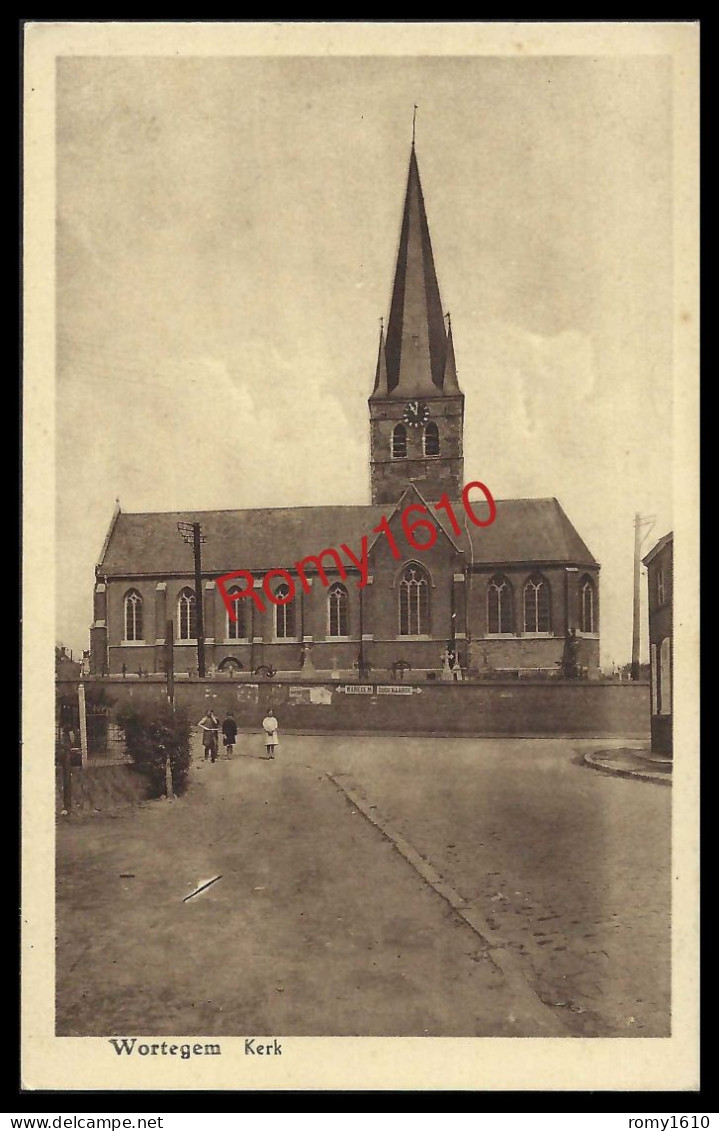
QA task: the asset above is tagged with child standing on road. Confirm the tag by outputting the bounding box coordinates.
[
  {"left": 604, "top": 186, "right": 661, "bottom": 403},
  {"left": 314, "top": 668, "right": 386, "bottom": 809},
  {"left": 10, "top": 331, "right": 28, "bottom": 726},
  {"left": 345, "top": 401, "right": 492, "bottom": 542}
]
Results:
[
  {"left": 221, "top": 711, "right": 238, "bottom": 758},
  {"left": 261, "top": 711, "right": 279, "bottom": 759},
  {"left": 197, "top": 710, "right": 220, "bottom": 763}
]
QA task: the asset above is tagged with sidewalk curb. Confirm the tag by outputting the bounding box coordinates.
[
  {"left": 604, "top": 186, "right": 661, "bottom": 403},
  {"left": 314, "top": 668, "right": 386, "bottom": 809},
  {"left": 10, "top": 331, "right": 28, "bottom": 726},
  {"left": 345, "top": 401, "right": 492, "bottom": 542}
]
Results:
[
  {"left": 326, "top": 773, "right": 568, "bottom": 1038},
  {"left": 584, "top": 750, "right": 672, "bottom": 785}
]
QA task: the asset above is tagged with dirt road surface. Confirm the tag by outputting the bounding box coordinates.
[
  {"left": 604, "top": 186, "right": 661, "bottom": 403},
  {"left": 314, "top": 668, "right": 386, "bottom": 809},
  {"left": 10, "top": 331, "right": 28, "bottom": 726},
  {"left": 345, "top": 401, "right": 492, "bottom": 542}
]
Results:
[{"left": 56, "top": 734, "right": 670, "bottom": 1037}]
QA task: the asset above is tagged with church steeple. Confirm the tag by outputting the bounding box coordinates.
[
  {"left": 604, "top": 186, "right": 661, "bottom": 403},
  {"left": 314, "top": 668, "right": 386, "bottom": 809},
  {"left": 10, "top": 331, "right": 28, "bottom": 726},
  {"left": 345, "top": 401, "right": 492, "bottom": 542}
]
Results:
[
  {"left": 442, "top": 312, "right": 460, "bottom": 392},
  {"left": 372, "top": 319, "right": 388, "bottom": 397},
  {"left": 368, "top": 140, "right": 465, "bottom": 505},
  {"left": 383, "top": 146, "right": 452, "bottom": 398}
]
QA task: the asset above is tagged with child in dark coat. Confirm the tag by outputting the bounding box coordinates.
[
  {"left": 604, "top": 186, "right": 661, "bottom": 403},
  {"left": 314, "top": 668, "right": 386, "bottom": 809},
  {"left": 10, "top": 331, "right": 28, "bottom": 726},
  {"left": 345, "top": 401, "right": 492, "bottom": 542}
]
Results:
[{"left": 221, "top": 711, "right": 238, "bottom": 758}]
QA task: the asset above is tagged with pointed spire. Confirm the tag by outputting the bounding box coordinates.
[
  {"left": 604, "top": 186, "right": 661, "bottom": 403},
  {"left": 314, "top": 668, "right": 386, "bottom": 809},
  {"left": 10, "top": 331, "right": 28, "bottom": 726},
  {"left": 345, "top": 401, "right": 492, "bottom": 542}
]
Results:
[
  {"left": 442, "top": 312, "right": 460, "bottom": 391},
  {"left": 384, "top": 145, "right": 448, "bottom": 397},
  {"left": 371, "top": 318, "right": 388, "bottom": 397}
]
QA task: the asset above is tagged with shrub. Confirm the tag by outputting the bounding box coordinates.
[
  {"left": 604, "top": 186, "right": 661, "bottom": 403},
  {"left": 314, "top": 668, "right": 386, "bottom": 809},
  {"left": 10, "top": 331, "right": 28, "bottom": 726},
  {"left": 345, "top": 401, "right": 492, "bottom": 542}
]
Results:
[{"left": 116, "top": 703, "right": 192, "bottom": 798}]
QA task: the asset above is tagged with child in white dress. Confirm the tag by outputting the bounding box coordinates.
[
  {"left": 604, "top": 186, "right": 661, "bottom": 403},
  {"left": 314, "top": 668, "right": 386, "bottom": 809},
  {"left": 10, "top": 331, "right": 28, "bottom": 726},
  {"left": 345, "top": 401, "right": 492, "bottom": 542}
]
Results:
[{"left": 261, "top": 712, "right": 279, "bottom": 759}]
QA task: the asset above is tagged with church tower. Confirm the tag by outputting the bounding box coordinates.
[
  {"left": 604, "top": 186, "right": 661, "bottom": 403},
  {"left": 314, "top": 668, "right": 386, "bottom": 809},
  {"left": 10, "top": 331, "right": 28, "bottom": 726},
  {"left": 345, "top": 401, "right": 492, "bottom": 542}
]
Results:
[{"left": 369, "top": 142, "right": 465, "bottom": 505}]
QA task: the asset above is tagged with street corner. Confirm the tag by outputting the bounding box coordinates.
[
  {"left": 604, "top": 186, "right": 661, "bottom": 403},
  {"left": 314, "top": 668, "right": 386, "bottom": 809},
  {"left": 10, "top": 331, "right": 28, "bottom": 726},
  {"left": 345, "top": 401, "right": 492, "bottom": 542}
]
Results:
[{"left": 584, "top": 747, "right": 672, "bottom": 784}]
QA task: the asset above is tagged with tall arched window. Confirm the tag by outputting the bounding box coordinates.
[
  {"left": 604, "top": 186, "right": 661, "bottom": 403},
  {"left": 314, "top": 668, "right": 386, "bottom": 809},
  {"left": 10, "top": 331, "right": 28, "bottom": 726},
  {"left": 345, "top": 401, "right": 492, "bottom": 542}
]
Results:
[
  {"left": 399, "top": 564, "right": 430, "bottom": 636},
  {"left": 659, "top": 637, "right": 672, "bottom": 715},
  {"left": 423, "top": 421, "right": 440, "bottom": 457},
  {"left": 124, "top": 589, "right": 144, "bottom": 641},
  {"left": 274, "top": 583, "right": 296, "bottom": 639},
  {"left": 225, "top": 588, "right": 249, "bottom": 640},
  {"left": 178, "top": 588, "right": 197, "bottom": 640},
  {"left": 487, "top": 574, "right": 513, "bottom": 634},
  {"left": 392, "top": 423, "right": 407, "bottom": 459},
  {"left": 579, "top": 576, "right": 596, "bottom": 633},
  {"left": 523, "top": 574, "right": 551, "bottom": 633},
  {"left": 328, "top": 583, "right": 349, "bottom": 637}
]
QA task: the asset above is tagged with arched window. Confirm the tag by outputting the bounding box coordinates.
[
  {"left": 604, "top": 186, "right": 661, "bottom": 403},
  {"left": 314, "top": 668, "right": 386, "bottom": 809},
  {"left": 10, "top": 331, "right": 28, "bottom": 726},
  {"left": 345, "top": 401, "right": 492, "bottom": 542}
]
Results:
[
  {"left": 579, "top": 576, "right": 596, "bottom": 633},
  {"left": 659, "top": 637, "right": 672, "bottom": 715},
  {"left": 328, "top": 583, "right": 349, "bottom": 637},
  {"left": 423, "top": 421, "right": 440, "bottom": 457},
  {"left": 487, "top": 574, "right": 513, "bottom": 634},
  {"left": 399, "top": 563, "right": 430, "bottom": 636},
  {"left": 523, "top": 574, "right": 551, "bottom": 633},
  {"left": 178, "top": 588, "right": 197, "bottom": 640},
  {"left": 392, "top": 423, "right": 407, "bottom": 459},
  {"left": 274, "top": 583, "right": 296, "bottom": 639},
  {"left": 226, "top": 588, "right": 248, "bottom": 640},
  {"left": 124, "top": 589, "right": 143, "bottom": 641}
]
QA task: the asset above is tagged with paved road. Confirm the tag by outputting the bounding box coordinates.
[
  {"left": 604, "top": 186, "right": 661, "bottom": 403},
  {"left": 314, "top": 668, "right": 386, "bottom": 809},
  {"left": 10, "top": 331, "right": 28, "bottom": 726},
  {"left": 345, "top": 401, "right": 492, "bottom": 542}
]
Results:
[
  {"left": 280, "top": 735, "right": 671, "bottom": 1037},
  {"left": 56, "top": 734, "right": 670, "bottom": 1038},
  {"left": 57, "top": 743, "right": 562, "bottom": 1037}
]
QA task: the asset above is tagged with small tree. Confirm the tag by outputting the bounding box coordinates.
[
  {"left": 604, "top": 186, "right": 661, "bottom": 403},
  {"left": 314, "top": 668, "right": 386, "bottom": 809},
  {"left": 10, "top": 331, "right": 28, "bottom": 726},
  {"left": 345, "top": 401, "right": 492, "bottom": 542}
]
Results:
[{"left": 117, "top": 703, "right": 192, "bottom": 798}]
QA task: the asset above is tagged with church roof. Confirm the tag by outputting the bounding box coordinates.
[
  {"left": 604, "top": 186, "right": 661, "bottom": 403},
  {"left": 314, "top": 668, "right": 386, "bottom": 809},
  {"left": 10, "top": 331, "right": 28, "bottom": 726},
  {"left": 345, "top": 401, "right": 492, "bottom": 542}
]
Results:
[
  {"left": 381, "top": 146, "right": 455, "bottom": 399},
  {"left": 457, "top": 497, "right": 598, "bottom": 567},
  {"left": 98, "top": 506, "right": 387, "bottom": 577},
  {"left": 97, "top": 497, "right": 597, "bottom": 577}
]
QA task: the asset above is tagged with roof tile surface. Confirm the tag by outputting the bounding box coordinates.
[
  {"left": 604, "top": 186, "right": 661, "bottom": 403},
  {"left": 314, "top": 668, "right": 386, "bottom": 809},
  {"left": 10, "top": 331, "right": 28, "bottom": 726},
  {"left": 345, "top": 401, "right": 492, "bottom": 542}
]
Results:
[{"left": 98, "top": 498, "right": 597, "bottom": 576}]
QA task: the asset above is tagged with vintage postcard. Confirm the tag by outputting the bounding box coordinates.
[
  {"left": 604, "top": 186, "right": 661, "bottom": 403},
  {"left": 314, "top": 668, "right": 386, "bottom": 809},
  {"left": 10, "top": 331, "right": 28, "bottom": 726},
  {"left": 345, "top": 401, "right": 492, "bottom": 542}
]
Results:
[{"left": 23, "top": 21, "right": 700, "bottom": 1093}]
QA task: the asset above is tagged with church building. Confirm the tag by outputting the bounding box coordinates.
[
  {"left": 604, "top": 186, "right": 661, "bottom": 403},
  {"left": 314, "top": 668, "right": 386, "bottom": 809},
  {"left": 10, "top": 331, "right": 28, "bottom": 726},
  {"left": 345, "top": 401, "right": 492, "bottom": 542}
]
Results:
[{"left": 90, "top": 141, "right": 600, "bottom": 680}]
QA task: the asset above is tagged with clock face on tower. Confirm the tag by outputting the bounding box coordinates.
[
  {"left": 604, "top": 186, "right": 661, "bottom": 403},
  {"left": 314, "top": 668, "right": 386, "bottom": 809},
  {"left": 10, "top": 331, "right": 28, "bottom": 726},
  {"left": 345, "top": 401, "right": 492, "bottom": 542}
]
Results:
[{"left": 403, "top": 400, "right": 430, "bottom": 428}]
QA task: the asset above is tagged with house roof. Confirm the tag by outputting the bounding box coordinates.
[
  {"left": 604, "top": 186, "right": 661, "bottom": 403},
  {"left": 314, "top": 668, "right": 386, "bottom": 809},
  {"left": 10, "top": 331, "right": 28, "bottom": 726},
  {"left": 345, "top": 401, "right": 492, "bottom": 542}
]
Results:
[
  {"left": 642, "top": 530, "right": 673, "bottom": 567},
  {"left": 97, "top": 496, "right": 598, "bottom": 577}
]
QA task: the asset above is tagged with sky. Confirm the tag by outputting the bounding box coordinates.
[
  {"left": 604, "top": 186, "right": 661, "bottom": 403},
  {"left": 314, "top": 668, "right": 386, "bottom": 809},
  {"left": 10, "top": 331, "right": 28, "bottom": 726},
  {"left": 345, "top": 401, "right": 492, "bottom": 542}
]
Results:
[{"left": 55, "top": 52, "right": 674, "bottom": 666}]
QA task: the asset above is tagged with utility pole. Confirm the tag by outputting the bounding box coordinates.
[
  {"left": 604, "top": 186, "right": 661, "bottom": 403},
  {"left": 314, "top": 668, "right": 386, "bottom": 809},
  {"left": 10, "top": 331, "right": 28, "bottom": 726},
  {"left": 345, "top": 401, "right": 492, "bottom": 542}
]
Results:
[
  {"left": 631, "top": 512, "right": 656, "bottom": 681},
  {"left": 77, "top": 681, "right": 88, "bottom": 768},
  {"left": 192, "top": 523, "right": 206, "bottom": 679},
  {"left": 177, "top": 521, "right": 207, "bottom": 678},
  {"left": 358, "top": 585, "right": 365, "bottom": 682},
  {"left": 165, "top": 618, "right": 174, "bottom": 708},
  {"left": 164, "top": 617, "right": 175, "bottom": 801}
]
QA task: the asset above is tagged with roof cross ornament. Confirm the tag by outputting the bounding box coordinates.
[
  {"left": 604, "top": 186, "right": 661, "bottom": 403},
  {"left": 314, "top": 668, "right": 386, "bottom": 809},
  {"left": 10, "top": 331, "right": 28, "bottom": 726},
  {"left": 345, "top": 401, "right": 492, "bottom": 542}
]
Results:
[{"left": 412, "top": 104, "right": 418, "bottom": 148}]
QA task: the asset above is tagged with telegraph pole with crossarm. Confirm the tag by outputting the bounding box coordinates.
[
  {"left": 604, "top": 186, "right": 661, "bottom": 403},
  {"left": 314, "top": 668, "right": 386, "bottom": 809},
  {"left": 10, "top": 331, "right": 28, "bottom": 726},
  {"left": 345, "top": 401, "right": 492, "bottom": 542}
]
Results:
[
  {"left": 177, "top": 521, "right": 207, "bottom": 678},
  {"left": 631, "top": 512, "right": 655, "bottom": 681}
]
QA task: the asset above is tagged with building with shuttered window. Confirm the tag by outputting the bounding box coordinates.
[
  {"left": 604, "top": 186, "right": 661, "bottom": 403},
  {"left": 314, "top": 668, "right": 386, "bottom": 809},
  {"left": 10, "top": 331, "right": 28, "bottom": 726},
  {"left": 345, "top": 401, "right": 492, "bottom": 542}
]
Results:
[{"left": 643, "top": 532, "right": 673, "bottom": 755}]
